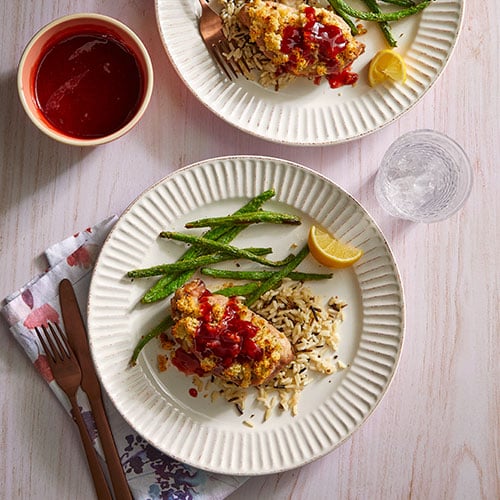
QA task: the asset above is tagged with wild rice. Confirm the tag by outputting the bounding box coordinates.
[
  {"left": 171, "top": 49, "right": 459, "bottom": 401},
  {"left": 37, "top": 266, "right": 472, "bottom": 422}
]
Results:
[
  {"left": 251, "top": 279, "right": 346, "bottom": 418},
  {"left": 198, "top": 279, "right": 347, "bottom": 422}
]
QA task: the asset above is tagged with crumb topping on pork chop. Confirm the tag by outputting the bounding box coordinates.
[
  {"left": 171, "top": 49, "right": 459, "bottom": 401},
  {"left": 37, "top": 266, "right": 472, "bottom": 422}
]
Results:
[
  {"left": 170, "top": 279, "right": 293, "bottom": 388},
  {"left": 237, "top": 0, "right": 365, "bottom": 82}
]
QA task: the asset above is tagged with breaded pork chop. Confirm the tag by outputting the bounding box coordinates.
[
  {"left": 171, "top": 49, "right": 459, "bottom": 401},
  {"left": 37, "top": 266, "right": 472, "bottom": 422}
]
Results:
[
  {"left": 237, "top": 0, "right": 364, "bottom": 83},
  {"left": 170, "top": 279, "right": 293, "bottom": 388}
]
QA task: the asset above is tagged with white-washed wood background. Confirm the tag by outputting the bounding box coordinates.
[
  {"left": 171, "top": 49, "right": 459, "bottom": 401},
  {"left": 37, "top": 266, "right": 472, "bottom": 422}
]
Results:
[{"left": 0, "top": 0, "right": 498, "bottom": 498}]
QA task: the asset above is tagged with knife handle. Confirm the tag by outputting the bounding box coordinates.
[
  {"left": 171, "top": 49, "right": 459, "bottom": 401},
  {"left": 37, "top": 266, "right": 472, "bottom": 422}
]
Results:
[
  {"left": 68, "top": 395, "right": 113, "bottom": 500},
  {"left": 90, "top": 391, "right": 133, "bottom": 500}
]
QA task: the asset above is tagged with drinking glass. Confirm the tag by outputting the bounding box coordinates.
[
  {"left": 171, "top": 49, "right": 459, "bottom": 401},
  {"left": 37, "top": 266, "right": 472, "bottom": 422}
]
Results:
[{"left": 374, "top": 130, "right": 473, "bottom": 223}]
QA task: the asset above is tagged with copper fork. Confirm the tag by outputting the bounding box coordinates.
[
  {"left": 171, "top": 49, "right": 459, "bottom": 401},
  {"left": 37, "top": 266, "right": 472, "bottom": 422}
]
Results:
[
  {"left": 197, "top": 0, "right": 244, "bottom": 80},
  {"left": 36, "top": 323, "right": 113, "bottom": 500}
]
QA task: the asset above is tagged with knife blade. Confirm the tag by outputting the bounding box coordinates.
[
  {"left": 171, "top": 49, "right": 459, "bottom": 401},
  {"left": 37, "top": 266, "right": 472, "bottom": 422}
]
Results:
[{"left": 59, "top": 279, "right": 132, "bottom": 500}]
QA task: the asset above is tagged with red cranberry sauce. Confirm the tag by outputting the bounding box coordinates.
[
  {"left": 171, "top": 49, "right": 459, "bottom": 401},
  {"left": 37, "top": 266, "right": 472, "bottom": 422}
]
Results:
[
  {"left": 280, "top": 6, "right": 358, "bottom": 88},
  {"left": 172, "top": 290, "right": 263, "bottom": 376},
  {"left": 35, "top": 32, "right": 143, "bottom": 138}
]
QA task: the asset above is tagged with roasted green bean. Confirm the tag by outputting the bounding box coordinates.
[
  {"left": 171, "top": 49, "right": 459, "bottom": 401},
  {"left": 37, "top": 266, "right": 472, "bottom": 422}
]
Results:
[
  {"left": 380, "top": 0, "right": 415, "bottom": 7},
  {"left": 331, "top": 5, "right": 359, "bottom": 35},
  {"left": 200, "top": 267, "right": 333, "bottom": 281},
  {"left": 245, "top": 245, "right": 310, "bottom": 307},
  {"left": 159, "top": 231, "right": 296, "bottom": 268},
  {"left": 328, "top": 0, "right": 429, "bottom": 22},
  {"left": 129, "top": 315, "right": 173, "bottom": 366},
  {"left": 128, "top": 248, "right": 272, "bottom": 278},
  {"left": 362, "top": 0, "right": 398, "bottom": 47},
  {"left": 185, "top": 211, "right": 301, "bottom": 228},
  {"left": 214, "top": 282, "right": 261, "bottom": 297}
]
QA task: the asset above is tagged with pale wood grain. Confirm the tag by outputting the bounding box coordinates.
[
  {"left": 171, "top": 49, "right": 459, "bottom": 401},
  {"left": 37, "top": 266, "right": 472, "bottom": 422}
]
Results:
[{"left": 1, "top": 0, "right": 498, "bottom": 499}]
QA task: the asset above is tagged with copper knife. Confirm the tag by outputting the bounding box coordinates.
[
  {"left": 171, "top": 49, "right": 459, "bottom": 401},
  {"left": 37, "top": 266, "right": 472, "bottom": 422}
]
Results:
[{"left": 59, "top": 279, "right": 132, "bottom": 500}]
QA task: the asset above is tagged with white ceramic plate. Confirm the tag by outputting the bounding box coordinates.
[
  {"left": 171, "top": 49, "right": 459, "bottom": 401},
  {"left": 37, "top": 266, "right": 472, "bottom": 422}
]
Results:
[
  {"left": 155, "top": 0, "right": 463, "bottom": 145},
  {"left": 88, "top": 156, "right": 404, "bottom": 475}
]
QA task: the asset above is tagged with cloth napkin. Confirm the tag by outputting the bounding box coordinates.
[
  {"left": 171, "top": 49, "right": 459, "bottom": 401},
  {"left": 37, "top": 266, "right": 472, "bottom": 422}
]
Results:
[{"left": 1, "top": 217, "right": 247, "bottom": 500}]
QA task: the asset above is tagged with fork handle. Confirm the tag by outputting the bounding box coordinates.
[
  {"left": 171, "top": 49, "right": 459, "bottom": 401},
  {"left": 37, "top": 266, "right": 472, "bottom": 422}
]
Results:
[{"left": 69, "top": 395, "right": 113, "bottom": 500}]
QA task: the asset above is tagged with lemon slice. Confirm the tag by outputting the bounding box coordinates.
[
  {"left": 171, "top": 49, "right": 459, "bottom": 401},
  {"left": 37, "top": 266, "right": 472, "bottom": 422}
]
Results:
[
  {"left": 308, "top": 225, "right": 363, "bottom": 269},
  {"left": 368, "top": 49, "right": 407, "bottom": 86}
]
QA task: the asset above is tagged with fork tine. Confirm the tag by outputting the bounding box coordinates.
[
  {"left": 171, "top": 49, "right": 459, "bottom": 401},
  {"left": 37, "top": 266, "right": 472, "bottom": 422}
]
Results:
[
  {"left": 233, "top": 51, "right": 251, "bottom": 77},
  {"left": 49, "top": 322, "right": 71, "bottom": 359},
  {"left": 197, "top": 0, "right": 246, "bottom": 81},
  {"left": 218, "top": 40, "right": 241, "bottom": 77},
  {"left": 43, "top": 323, "right": 64, "bottom": 361},
  {"left": 35, "top": 326, "right": 53, "bottom": 361},
  {"left": 211, "top": 43, "right": 237, "bottom": 80},
  {"left": 216, "top": 38, "right": 251, "bottom": 80},
  {"left": 36, "top": 323, "right": 72, "bottom": 363}
]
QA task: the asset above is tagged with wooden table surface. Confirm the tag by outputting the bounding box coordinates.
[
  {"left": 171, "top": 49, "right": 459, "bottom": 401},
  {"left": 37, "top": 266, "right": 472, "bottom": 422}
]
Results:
[{"left": 1, "top": 1, "right": 498, "bottom": 499}]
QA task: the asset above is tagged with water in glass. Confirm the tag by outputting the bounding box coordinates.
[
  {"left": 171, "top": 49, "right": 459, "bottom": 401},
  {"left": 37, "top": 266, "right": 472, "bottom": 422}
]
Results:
[{"left": 374, "top": 130, "right": 473, "bottom": 223}]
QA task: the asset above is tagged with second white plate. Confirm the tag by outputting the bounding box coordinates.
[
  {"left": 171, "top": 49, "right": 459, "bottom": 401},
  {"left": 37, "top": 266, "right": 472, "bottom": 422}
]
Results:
[{"left": 155, "top": 0, "right": 464, "bottom": 145}]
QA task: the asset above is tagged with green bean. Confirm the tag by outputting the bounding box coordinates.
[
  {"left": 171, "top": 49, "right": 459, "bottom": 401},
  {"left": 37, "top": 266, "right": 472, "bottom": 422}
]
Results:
[
  {"left": 185, "top": 211, "right": 301, "bottom": 228},
  {"left": 141, "top": 189, "right": 276, "bottom": 302},
  {"left": 362, "top": 0, "right": 398, "bottom": 47},
  {"left": 380, "top": 0, "right": 415, "bottom": 7},
  {"left": 160, "top": 231, "right": 296, "bottom": 268},
  {"left": 245, "top": 245, "right": 310, "bottom": 307},
  {"left": 129, "top": 315, "right": 174, "bottom": 366},
  {"left": 128, "top": 248, "right": 272, "bottom": 278},
  {"left": 331, "top": 5, "right": 359, "bottom": 35},
  {"left": 328, "top": 0, "right": 429, "bottom": 21},
  {"left": 214, "top": 282, "right": 261, "bottom": 297},
  {"left": 200, "top": 267, "right": 333, "bottom": 281},
  {"left": 142, "top": 273, "right": 192, "bottom": 304}
]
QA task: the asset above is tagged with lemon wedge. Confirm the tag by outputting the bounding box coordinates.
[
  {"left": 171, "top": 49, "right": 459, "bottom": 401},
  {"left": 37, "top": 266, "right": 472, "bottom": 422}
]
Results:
[
  {"left": 308, "top": 225, "right": 363, "bottom": 269},
  {"left": 368, "top": 49, "right": 407, "bottom": 86}
]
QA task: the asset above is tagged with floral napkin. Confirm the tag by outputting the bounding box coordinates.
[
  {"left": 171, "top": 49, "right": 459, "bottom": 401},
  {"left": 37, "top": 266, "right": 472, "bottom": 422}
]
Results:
[{"left": 1, "top": 217, "right": 247, "bottom": 500}]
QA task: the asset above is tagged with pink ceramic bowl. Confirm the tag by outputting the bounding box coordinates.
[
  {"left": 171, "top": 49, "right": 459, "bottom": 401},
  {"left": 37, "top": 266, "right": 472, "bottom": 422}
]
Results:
[{"left": 18, "top": 13, "right": 154, "bottom": 146}]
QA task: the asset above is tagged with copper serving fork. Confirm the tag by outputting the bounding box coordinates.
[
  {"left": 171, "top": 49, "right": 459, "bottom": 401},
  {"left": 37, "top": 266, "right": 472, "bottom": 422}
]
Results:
[
  {"left": 197, "top": 0, "right": 243, "bottom": 80},
  {"left": 36, "top": 323, "right": 113, "bottom": 500}
]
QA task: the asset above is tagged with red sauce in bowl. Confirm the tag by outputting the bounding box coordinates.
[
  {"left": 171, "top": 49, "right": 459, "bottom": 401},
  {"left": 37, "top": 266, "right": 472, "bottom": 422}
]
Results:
[{"left": 34, "top": 32, "right": 143, "bottom": 139}]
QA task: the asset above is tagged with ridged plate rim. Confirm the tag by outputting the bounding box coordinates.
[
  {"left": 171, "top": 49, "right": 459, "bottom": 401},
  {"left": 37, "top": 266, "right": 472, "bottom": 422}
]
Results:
[
  {"left": 87, "top": 156, "right": 405, "bottom": 475},
  {"left": 154, "top": 0, "right": 464, "bottom": 145}
]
